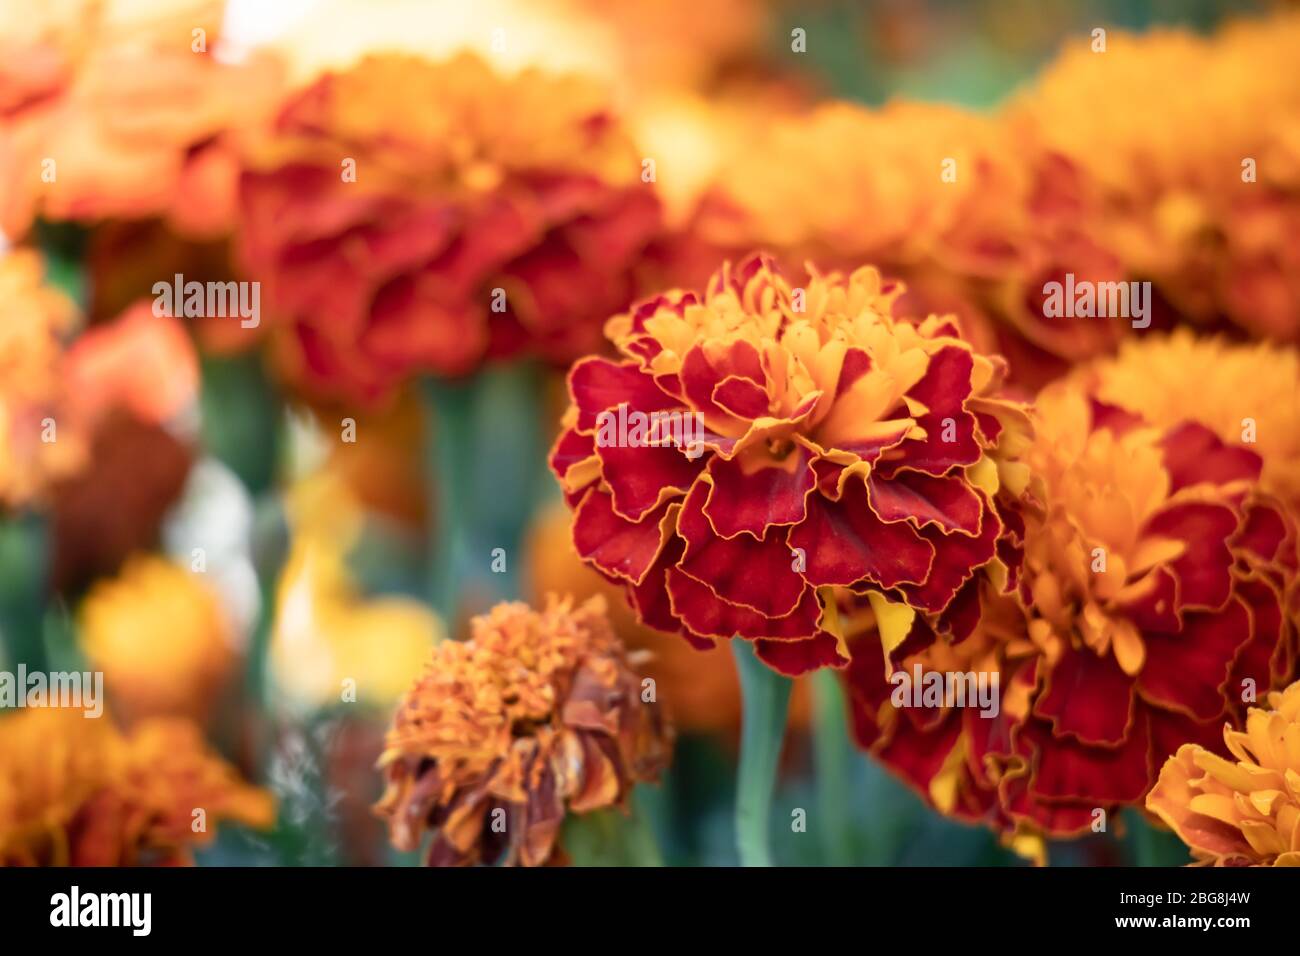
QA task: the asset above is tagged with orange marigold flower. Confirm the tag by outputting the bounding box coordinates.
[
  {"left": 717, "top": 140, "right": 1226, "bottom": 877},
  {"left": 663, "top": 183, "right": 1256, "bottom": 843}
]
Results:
[
  {"left": 0, "top": 0, "right": 282, "bottom": 240},
  {"left": 79, "top": 555, "right": 237, "bottom": 725},
  {"left": 375, "top": 596, "right": 671, "bottom": 866},
  {"left": 1012, "top": 13, "right": 1300, "bottom": 341},
  {"left": 1147, "top": 680, "right": 1300, "bottom": 866},
  {"left": 237, "top": 52, "right": 660, "bottom": 404},
  {"left": 550, "top": 253, "right": 1032, "bottom": 677},
  {"left": 1077, "top": 331, "right": 1300, "bottom": 514},
  {"left": 0, "top": 250, "right": 86, "bottom": 509},
  {"left": 691, "top": 102, "right": 1125, "bottom": 385},
  {"left": 842, "top": 379, "right": 1298, "bottom": 851},
  {"left": 0, "top": 709, "right": 274, "bottom": 866}
]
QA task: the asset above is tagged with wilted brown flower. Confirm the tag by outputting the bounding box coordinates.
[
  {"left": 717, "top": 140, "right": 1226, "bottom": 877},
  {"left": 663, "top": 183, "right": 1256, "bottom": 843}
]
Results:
[{"left": 375, "top": 596, "right": 671, "bottom": 866}]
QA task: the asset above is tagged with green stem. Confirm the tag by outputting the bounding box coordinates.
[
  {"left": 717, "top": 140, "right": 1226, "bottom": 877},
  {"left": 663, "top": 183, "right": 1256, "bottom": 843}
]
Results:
[
  {"left": 420, "top": 364, "right": 546, "bottom": 627},
  {"left": 0, "top": 514, "right": 50, "bottom": 673},
  {"left": 732, "top": 639, "right": 792, "bottom": 867},
  {"left": 812, "top": 667, "right": 854, "bottom": 865},
  {"left": 420, "top": 376, "right": 478, "bottom": 625},
  {"left": 625, "top": 786, "right": 666, "bottom": 867}
]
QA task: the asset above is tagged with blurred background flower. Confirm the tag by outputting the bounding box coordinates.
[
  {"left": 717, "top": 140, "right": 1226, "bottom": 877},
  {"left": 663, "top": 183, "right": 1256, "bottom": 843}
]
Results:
[
  {"left": 0, "top": 708, "right": 273, "bottom": 866},
  {"left": 237, "top": 51, "right": 659, "bottom": 404}
]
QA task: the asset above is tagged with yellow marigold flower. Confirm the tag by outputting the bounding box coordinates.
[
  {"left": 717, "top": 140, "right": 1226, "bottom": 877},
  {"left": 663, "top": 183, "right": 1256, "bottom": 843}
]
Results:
[
  {"left": 0, "top": 250, "right": 86, "bottom": 509},
  {"left": 270, "top": 470, "right": 442, "bottom": 710},
  {"left": 375, "top": 595, "right": 672, "bottom": 866},
  {"left": 1077, "top": 330, "right": 1300, "bottom": 513},
  {"left": 79, "top": 554, "right": 236, "bottom": 725},
  {"left": 1013, "top": 13, "right": 1300, "bottom": 340},
  {"left": 0, "top": 709, "right": 273, "bottom": 866},
  {"left": 1147, "top": 680, "right": 1300, "bottom": 866}
]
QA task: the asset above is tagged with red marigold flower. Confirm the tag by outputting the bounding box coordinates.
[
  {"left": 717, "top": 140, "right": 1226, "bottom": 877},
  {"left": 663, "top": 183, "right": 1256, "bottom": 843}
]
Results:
[
  {"left": 845, "top": 379, "right": 1298, "bottom": 851},
  {"left": 550, "top": 253, "right": 1032, "bottom": 677},
  {"left": 1003, "top": 384, "right": 1298, "bottom": 837},
  {"left": 237, "top": 52, "right": 660, "bottom": 404},
  {"left": 374, "top": 596, "right": 671, "bottom": 866}
]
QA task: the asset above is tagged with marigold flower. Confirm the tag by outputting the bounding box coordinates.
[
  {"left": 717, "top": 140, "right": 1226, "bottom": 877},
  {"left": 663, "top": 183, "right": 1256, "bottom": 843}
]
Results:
[
  {"left": 0, "top": 709, "right": 273, "bottom": 866},
  {"left": 1012, "top": 13, "right": 1300, "bottom": 341},
  {"left": 1147, "top": 680, "right": 1300, "bottom": 866},
  {"left": 551, "top": 253, "right": 1031, "bottom": 676},
  {"left": 1002, "top": 383, "right": 1296, "bottom": 837},
  {"left": 691, "top": 102, "right": 1125, "bottom": 385},
  {"left": 1077, "top": 331, "right": 1300, "bottom": 513},
  {"left": 375, "top": 595, "right": 671, "bottom": 866},
  {"left": 843, "top": 379, "right": 1298, "bottom": 852},
  {"left": 79, "top": 555, "right": 237, "bottom": 725},
  {"left": 0, "top": 0, "right": 282, "bottom": 240},
  {"left": 237, "top": 52, "right": 660, "bottom": 403}
]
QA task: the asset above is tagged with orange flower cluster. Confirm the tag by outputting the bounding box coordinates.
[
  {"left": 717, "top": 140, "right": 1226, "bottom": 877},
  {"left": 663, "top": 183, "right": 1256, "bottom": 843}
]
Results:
[
  {"left": 238, "top": 52, "right": 660, "bottom": 403},
  {"left": 1012, "top": 14, "right": 1300, "bottom": 342},
  {"left": 0, "top": 709, "right": 274, "bottom": 866},
  {"left": 551, "top": 254, "right": 1032, "bottom": 676},
  {"left": 1148, "top": 679, "right": 1300, "bottom": 867},
  {"left": 375, "top": 596, "right": 671, "bottom": 866},
  {"left": 688, "top": 100, "right": 1124, "bottom": 387}
]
